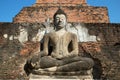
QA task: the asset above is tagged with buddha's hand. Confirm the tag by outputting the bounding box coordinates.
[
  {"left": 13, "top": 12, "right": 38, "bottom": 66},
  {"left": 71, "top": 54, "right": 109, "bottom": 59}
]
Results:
[
  {"left": 27, "top": 55, "right": 40, "bottom": 69},
  {"left": 40, "top": 51, "right": 48, "bottom": 57},
  {"left": 56, "top": 55, "right": 63, "bottom": 60},
  {"left": 51, "top": 52, "right": 63, "bottom": 60}
]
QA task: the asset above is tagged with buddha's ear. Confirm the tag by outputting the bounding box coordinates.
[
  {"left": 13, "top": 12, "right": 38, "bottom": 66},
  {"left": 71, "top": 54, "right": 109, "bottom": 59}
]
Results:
[{"left": 53, "top": 24, "right": 57, "bottom": 30}]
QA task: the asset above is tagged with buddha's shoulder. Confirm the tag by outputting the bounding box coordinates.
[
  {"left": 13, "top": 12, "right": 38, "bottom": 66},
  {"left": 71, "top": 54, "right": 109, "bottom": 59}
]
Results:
[
  {"left": 67, "top": 32, "right": 77, "bottom": 36},
  {"left": 44, "top": 32, "right": 56, "bottom": 36}
]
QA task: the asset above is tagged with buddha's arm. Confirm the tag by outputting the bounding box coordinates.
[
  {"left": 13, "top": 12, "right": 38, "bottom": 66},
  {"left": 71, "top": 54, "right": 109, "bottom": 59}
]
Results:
[
  {"left": 68, "top": 34, "right": 78, "bottom": 57},
  {"left": 40, "top": 34, "right": 49, "bottom": 57}
]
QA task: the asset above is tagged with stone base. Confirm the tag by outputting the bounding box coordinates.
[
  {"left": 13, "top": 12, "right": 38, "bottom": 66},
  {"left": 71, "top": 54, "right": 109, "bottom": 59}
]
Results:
[
  {"left": 29, "top": 69, "right": 93, "bottom": 80},
  {"left": 29, "top": 74, "right": 93, "bottom": 80}
]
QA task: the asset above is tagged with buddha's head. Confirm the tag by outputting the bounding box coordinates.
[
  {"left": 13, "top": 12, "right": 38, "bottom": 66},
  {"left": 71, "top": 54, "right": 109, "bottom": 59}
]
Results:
[{"left": 53, "top": 8, "right": 67, "bottom": 30}]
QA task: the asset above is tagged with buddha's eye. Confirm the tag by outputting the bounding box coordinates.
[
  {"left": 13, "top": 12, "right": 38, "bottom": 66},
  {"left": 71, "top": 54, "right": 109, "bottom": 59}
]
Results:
[{"left": 56, "top": 17, "right": 59, "bottom": 20}]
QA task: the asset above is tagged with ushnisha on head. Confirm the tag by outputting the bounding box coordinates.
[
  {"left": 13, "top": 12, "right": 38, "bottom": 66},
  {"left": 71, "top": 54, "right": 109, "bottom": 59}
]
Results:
[{"left": 53, "top": 8, "right": 67, "bottom": 30}]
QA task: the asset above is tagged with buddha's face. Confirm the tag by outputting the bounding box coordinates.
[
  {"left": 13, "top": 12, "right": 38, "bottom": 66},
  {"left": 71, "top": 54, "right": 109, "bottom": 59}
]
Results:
[{"left": 55, "top": 14, "right": 67, "bottom": 29}]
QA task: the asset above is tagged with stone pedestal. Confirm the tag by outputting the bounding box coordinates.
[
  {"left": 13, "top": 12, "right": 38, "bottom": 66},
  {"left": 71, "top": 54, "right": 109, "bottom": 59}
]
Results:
[
  {"left": 29, "top": 74, "right": 93, "bottom": 80},
  {"left": 29, "top": 69, "right": 93, "bottom": 80}
]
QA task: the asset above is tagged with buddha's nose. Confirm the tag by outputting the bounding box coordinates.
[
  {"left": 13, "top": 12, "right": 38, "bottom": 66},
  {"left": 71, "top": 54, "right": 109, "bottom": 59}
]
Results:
[{"left": 58, "top": 20, "right": 62, "bottom": 23}]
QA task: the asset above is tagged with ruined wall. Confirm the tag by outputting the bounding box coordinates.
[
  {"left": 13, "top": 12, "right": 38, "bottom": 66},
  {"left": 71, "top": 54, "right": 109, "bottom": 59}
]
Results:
[
  {"left": 35, "top": 0, "right": 87, "bottom": 6},
  {"left": 0, "top": 23, "right": 120, "bottom": 79},
  {"left": 36, "top": 0, "right": 87, "bottom": 4},
  {"left": 13, "top": 6, "right": 109, "bottom": 23},
  {"left": 85, "top": 23, "right": 120, "bottom": 45},
  {"left": 1, "top": 23, "right": 119, "bottom": 45}
]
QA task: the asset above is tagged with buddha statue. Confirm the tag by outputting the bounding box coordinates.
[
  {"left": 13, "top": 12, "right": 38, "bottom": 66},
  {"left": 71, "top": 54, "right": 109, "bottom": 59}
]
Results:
[{"left": 24, "top": 8, "right": 94, "bottom": 75}]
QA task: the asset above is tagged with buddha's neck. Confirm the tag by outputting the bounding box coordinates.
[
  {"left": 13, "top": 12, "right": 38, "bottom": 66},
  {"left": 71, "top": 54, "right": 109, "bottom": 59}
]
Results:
[{"left": 56, "top": 28, "right": 66, "bottom": 37}]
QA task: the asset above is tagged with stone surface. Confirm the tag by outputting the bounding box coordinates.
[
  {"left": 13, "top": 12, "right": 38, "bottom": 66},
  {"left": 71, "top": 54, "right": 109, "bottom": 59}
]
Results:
[{"left": 29, "top": 74, "right": 93, "bottom": 80}]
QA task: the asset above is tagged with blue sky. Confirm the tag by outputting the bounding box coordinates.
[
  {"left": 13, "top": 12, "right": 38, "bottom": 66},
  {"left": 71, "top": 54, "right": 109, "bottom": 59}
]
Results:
[{"left": 0, "top": 0, "right": 120, "bottom": 23}]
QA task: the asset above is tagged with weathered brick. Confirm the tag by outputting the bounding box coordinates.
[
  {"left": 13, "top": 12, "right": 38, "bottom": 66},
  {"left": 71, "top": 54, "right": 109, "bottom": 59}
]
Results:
[
  {"left": 13, "top": 0, "right": 109, "bottom": 23},
  {"left": 36, "top": 0, "right": 86, "bottom": 4}
]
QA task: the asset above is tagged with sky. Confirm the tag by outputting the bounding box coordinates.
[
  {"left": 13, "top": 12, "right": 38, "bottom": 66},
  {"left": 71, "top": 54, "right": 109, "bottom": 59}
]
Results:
[{"left": 0, "top": 0, "right": 120, "bottom": 23}]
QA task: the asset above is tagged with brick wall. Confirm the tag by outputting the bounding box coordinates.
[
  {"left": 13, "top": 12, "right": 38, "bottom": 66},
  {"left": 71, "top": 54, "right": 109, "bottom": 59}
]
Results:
[
  {"left": 36, "top": 0, "right": 86, "bottom": 4},
  {"left": 13, "top": 6, "right": 109, "bottom": 23},
  {"left": 13, "top": 0, "right": 109, "bottom": 23}
]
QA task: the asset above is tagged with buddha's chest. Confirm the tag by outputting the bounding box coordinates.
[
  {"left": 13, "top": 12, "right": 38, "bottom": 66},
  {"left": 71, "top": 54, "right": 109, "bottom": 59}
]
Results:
[{"left": 49, "top": 33, "right": 71, "bottom": 47}]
